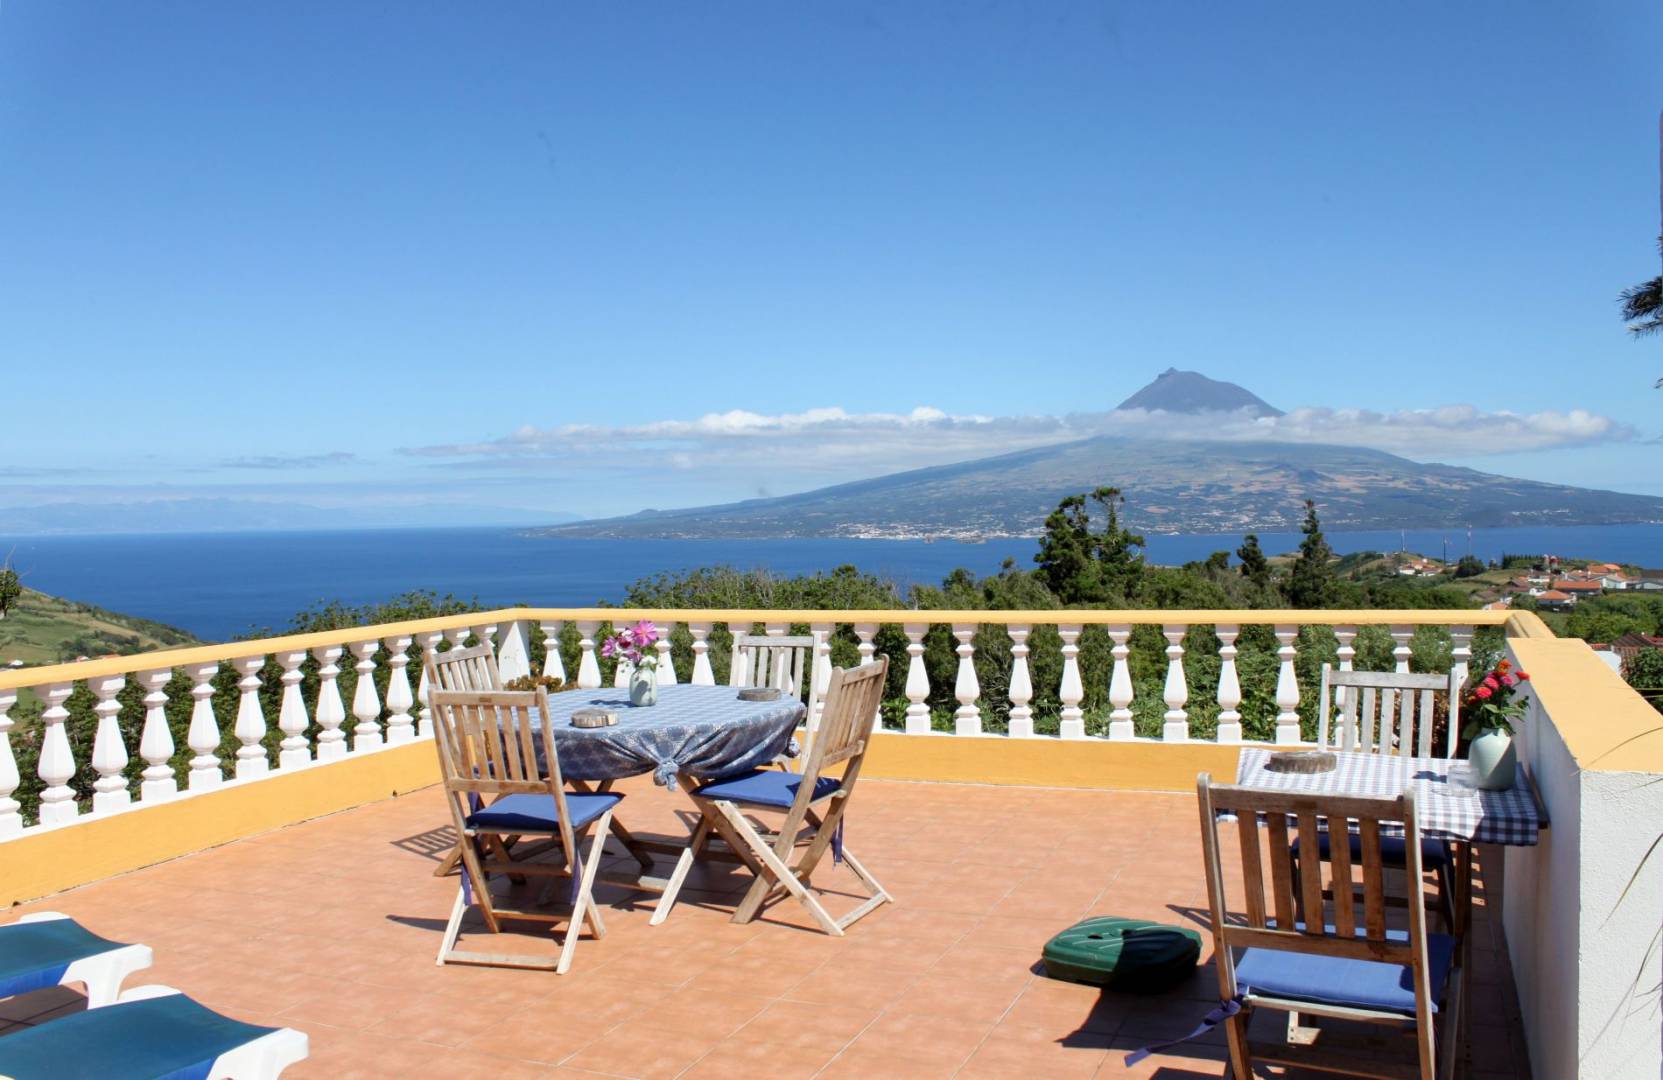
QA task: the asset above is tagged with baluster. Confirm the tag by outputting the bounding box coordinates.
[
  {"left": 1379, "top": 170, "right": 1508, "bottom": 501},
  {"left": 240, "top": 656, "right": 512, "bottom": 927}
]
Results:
[
  {"left": 809, "top": 623, "right": 832, "bottom": 732},
  {"left": 444, "top": 627, "right": 470, "bottom": 655},
  {"left": 540, "top": 621, "right": 567, "bottom": 681},
  {"left": 1333, "top": 625, "right": 1357, "bottom": 746},
  {"left": 1161, "top": 625, "right": 1189, "bottom": 741},
  {"left": 415, "top": 632, "right": 443, "bottom": 727},
  {"left": 1007, "top": 624, "right": 1034, "bottom": 738},
  {"left": 576, "top": 622, "right": 602, "bottom": 689},
  {"left": 232, "top": 656, "right": 269, "bottom": 779},
  {"left": 312, "top": 646, "right": 347, "bottom": 761},
  {"left": 137, "top": 669, "right": 177, "bottom": 800},
  {"left": 1059, "top": 625, "right": 1085, "bottom": 740},
  {"left": 384, "top": 635, "right": 415, "bottom": 744},
  {"left": 614, "top": 656, "right": 632, "bottom": 688},
  {"left": 854, "top": 622, "right": 881, "bottom": 732},
  {"left": 1449, "top": 625, "right": 1473, "bottom": 756},
  {"left": 689, "top": 622, "right": 715, "bottom": 685},
  {"left": 764, "top": 622, "right": 790, "bottom": 692},
  {"left": 1107, "top": 624, "right": 1134, "bottom": 741},
  {"left": 88, "top": 675, "right": 130, "bottom": 813},
  {"left": 37, "top": 683, "right": 77, "bottom": 824},
  {"left": 1273, "top": 625, "right": 1301, "bottom": 745},
  {"left": 1391, "top": 625, "right": 1413, "bottom": 673},
  {"left": 350, "top": 640, "right": 383, "bottom": 751},
  {"left": 496, "top": 620, "right": 532, "bottom": 682},
  {"left": 656, "top": 622, "right": 678, "bottom": 688},
  {"left": 0, "top": 689, "right": 19, "bottom": 835},
  {"left": 185, "top": 662, "right": 223, "bottom": 791},
  {"left": 1383, "top": 624, "right": 1413, "bottom": 752},
  {"left": 473, "top": 624, "right": 499, "bottom": 663},
  {"left": 1215, "top": 625, "right": 1242, "bottom": 743},
  {"left": 275, "top": 651, "right": 312, "bottom": 769},
  {"left": 951, "top": 624, "right": 981, "bottom": 735},
  {"left": 903, "top": 623, "right": 931, "bottom": 735}
]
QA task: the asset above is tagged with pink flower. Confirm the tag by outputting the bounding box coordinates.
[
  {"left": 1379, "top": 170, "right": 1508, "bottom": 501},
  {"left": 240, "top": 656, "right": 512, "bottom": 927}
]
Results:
[
  {"left": 1483, "top": 676, "right": 1500, "bottom": 690},
  {"left": 631, "top": 621, "right": 659, "bottom": 647},
  {"left": 1501, "top": 673, "right": 1518, "bottom": 687},
  {"left": 599, "top": 638, "right": 617, "bottom": 659},
  {"left": 1474, "top": 686, "right": 1493, "bottom": 700}
]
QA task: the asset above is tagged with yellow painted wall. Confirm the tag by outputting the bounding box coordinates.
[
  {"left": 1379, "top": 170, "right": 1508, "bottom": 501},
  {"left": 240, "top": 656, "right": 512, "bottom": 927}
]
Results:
[
  {"left": 1509, "top": 636, "right": 1663, "bottom": 774},
  {"left": 2, "top": 741, "right": 440, "bottom": 907},
  {"left": 862, "top": 732, "right": 1242, "bottom": 791}
]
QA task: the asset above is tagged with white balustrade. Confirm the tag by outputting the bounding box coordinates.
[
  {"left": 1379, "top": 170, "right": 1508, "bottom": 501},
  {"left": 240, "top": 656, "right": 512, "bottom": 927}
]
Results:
[
  {"left": 275, "top": 651, "right": 312, "bottom": 770},
  {"left": 185, "top": 662, "right": 223, "bottom": 791},
  {"left": 349, "top": 640, "right": 383, "bottom": 751},
  {"left": 854, "top": 623, "right": 881, "bottom": 732},
  {"left": 36, "top": 683, "right": 76, "bottom": 824},
  {"left": 1215, "top": 625, "right": 1242, "bottom": 743},
  {"left": 1331, "top": 625, "right": 1357, "bottom": 747},
  {"left": 951, "top": 624, "right": 981, "bottom": 735},
  {"left": 656, "top": 623, "right": 678, "bottom": 688},
  {"left": 496, "top": 620, "right": 531, "bottom": 682},
  {"left": 540, "top": 621, "right": 567, "bottom": 681},
  {"left": 1451, "top": 624, "right": 1474, "bottom": 694},
  {"left": 413, "top": 632, "right": 441, "bottom": 730},
  {"left": 765, "top": 623, "right": 789, "bottom": 691},
  {"left": 810, "top": 623, "right": 832, "bottom": 731},
  {"left": 312, "top": 646, "right": 347, "bottom": 762},
  {"left": 1161, "top": 625, "right": 1189, "bottom": 742},
  {"left": 232, "top": 657, "right": 269, "bottom": 780},
  {"left": 1273, "top": 625, "right": 1301, "bottom": 745},
  {"left": 384, "top": 635, "right": 415, "bottom": 744},
  {"left": 688, "top": 623, "right": 715, "bottom": 685},
  {"left": 1007, "top": 625, "right": 1034, "bottom": 738},
  {"left": 88, "top": 675, "right": 130, "bottom": 813},
  {"left": 473, "top": 624, "right": 499, "bottom": 662},
  {"left": 903, "top": 624, "right": 931, "bottom": 735},
  {"left": 0, "top": 689, "right": 19, "bottom": 835},
  {"left": 137, "top": 669, "right": 177, "bottom": 801},
  {"left": 444, "top": 627, "right": 470, "bottom": 653},
  {"left": 1391, "top": 625, "right": 1414, "bottom": 673},
  {"left": 575, "top": 622, "right": 602, "bottom": 689},
  {"left": 1107, "top": 624, "right": 1133, "bottom": 741},
  {"left": 1058, "top": 625, "right": 1085, "bottom": 740}
]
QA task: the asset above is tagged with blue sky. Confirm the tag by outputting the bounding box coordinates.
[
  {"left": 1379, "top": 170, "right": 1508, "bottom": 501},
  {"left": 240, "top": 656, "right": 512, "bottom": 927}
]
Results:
[{"left": 2, "top": 2, "right": 1662, "bottom": 531}]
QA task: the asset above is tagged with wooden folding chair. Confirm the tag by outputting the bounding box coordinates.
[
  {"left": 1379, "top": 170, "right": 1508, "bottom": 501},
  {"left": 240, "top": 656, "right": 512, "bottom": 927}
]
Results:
[
  {"left": 428, "top": 645, "right": 506, "bottom": 877},
  {"left": 1301, "top": 665, "right": 1465, "bottom": 929},
  {"left": 1196, "top": 775, "right": 1463, "bottom": 1080},
  {"left": 730, "top": 631, "right": 822, "bottom": 768},
  {"left": 653, "top": 658, "right": 891, "bottom": 934},
  {"left": 429, "top": 687, "right": 621, "bottom": 974}
]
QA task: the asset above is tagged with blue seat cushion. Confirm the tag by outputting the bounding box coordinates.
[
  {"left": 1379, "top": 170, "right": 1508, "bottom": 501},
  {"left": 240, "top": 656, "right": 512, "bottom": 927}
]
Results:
[
  {"left": 465, "top": 791, "right": 622, "bottom": 833},
  {"left": 1235, "top": 927, "right": 1456, "bottom": 1016},
  {"left": 1291, "top": 832, "right": 1451, "bottom": 869},
  {"left": 693, "top": 769, "right": 840, "bottom": 808},
  {"left": 0, "top": 918, "right": 130, "bottom": 998},
  {"left": 0, "top": 992, "right": 278, "bottom": 1080}
]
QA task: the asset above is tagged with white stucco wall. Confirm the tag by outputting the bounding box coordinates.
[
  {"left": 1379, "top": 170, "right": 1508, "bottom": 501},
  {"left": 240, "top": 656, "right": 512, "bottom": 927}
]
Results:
[{"left": 1504, "top": 640, "right": 1663, "bottom": 1079}]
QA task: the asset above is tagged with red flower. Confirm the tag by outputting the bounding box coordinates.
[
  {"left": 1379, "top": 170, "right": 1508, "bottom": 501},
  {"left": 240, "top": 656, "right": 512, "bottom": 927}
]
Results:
[
  {"left": 1501, "top": 673, "right": 1518, "bottom": 687},
  {"left": 1474, "top": 686, "right": 1494, "bottom": 699},
  {"left": 1518, "top": 671, "right": 1530, "bottom": 681},
  {"left": 1496, "top": 659, "right": 1512, "bottom": 672},
  {"left": 1483, "top": 676, "right": 1500, "bottom": 690}
]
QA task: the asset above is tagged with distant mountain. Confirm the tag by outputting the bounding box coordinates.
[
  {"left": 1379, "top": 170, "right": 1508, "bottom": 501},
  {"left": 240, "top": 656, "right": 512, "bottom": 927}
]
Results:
[
  {"left": 1117, "top": 368, "right": 1283, "bottom": 417},
  {"left": 543, "top": 436, "right": 1663, "bottom": 539}
]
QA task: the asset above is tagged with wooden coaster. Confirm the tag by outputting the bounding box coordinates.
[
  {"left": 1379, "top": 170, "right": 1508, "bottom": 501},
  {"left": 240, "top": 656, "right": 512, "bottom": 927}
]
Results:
[
  {"left": 571, "top": 708, "right": 617, "bottom": 728},
  {"left": 737, "top": 687, "right": 782, "bottom": 702},
  {"left": 1265, "top": 750, "right": 1337, "bottom": 774}
]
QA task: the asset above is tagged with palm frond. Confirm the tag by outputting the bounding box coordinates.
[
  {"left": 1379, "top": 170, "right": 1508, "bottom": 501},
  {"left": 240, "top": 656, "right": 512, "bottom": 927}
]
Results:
[{"left": 1621, "top": 275, "right": 1663, "bottom": 336}]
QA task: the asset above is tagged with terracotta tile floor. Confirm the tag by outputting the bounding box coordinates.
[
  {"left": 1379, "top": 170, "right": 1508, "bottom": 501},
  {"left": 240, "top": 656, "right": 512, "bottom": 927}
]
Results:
[{"left": 1, "top": 778, "right": 1530, "bottom": 1078}]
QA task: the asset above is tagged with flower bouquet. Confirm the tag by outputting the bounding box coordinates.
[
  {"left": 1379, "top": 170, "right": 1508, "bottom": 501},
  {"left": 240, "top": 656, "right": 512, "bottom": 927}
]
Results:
[
  {"left": 1461, "top": 659, "right": 1530, "bottom": 790},
  {"left": 602, "top": 621, "right": 661, "bottom": 706}
]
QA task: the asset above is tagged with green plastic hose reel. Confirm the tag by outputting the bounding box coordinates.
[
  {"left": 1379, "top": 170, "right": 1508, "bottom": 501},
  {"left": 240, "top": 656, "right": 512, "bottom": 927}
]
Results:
[{"left": 1041, "top": 916, "right": 1202, "bottom": 992}]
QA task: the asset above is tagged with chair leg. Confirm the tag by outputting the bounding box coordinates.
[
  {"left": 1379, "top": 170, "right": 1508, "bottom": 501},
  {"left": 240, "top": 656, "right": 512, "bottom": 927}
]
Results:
[
  {"left": 1435, "top": 861, "right": 1456, "bottom": 933},
  {"left": 1223, "top": 1009, "right": 1254, "bottom": 1079},
  {"left": 651, "top": 816, "right": 714, "bottom": 926},
  {"left": 716, "top": 802, "right": 842, "bottom": 935},
  {"left": 434, "top": 845, "right": 462, "bottom": 877},
  {"left": 436, "top": 886, "right": 467, "bottom": 966},
  {"left": 556, "top": 810, "right": 614, "bottom": 975}
]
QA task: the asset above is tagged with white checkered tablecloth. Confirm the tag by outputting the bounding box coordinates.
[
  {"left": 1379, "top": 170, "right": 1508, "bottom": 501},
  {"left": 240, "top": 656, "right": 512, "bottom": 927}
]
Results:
[{"left": 1234, "top": 748, "right": 1543, "bottom": 847}]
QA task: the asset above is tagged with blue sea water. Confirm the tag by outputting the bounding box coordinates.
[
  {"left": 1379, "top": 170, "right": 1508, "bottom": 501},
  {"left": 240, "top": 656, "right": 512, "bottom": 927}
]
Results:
[{"left": 3, "top": 523, "right": 1661, "bottom": 643}]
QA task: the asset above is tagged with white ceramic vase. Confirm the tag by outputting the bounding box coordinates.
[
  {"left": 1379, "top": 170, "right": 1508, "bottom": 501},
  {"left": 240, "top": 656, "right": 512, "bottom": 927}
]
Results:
[
  {"left": 1468, "top": 727, "right": 1516, "bottom": 791},
  {"left": 629, "top": 665, "right": 658, "bottom": 707}
]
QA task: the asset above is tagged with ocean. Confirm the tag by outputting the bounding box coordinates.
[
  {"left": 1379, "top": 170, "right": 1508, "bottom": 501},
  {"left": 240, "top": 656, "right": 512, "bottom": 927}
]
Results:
[{"left": 4, "top": 523, "right": 1661, "bottom": 642}]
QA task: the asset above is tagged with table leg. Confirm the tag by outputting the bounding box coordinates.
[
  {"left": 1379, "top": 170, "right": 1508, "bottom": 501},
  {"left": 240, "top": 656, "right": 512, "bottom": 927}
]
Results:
[
  {"left": 572, "top": 779, "right": 655, "bottom": 872},
  {"left": 1455, "top": 841, "right": 1474, "bottom": 1066}
]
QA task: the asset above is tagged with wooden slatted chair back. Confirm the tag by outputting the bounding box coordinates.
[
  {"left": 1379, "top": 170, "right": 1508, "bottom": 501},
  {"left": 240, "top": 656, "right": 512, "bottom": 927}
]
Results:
[
  {"left": 729, "top": 633, "right": 813, "bottom": 696},
  {"left": 795, "top": 658, "right": 889, "bottom": 794},
  {"left": 1318, "top": 665, "right": 1461, "bottom": 758},
  {"left": 1197, "top": 775, "right": 1432, "bottom": 978},
  {"left": 429, "top": 687, "right": 576, "bottom": 852},
  {"left": 428, "top": 643, "right": 503, "bottom": 693}
]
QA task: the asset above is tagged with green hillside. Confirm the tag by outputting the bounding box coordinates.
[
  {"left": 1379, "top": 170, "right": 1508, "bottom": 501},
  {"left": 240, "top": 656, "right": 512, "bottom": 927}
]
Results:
[{"left": 0, "top": 588, "right": 200, "bottom": 668}]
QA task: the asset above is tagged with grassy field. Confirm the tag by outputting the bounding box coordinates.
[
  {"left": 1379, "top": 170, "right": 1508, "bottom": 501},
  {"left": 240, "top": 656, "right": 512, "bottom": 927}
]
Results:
[{"left": 0, "top": 588, "right": 200, "bottom": 668}]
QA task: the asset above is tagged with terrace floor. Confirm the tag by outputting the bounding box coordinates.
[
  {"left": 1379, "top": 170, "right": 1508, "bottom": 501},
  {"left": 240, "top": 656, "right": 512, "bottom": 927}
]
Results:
[{"left": 1, "top": 777, "right": 1530, "bottom": 1079}]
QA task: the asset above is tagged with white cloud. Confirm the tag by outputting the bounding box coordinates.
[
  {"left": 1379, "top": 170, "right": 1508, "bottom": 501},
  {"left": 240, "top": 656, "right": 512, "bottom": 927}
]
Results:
[{"left": 402, "top": 399, "right": 1631, "bottom": 476}]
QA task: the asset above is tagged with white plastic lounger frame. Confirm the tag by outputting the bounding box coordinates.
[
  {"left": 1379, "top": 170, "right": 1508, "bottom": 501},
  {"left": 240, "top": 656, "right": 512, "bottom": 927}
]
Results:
[{"left": 9, "top": 912, "right": 153, "bottom": 1008}]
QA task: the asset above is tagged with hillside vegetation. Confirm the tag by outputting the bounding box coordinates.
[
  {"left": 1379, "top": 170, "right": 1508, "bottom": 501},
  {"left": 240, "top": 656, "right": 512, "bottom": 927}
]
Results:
[{"left": 0, "top": 588, "right": 200, "bottom": 667}]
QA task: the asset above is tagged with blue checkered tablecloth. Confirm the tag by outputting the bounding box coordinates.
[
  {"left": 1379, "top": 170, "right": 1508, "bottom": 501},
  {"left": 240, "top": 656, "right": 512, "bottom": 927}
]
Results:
[
  {"left": 1234, "top": 748, "right": 1543, "bottom": 846},
  {"left": 538, "top": 684, "right": 805, "bottom": 788}
]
